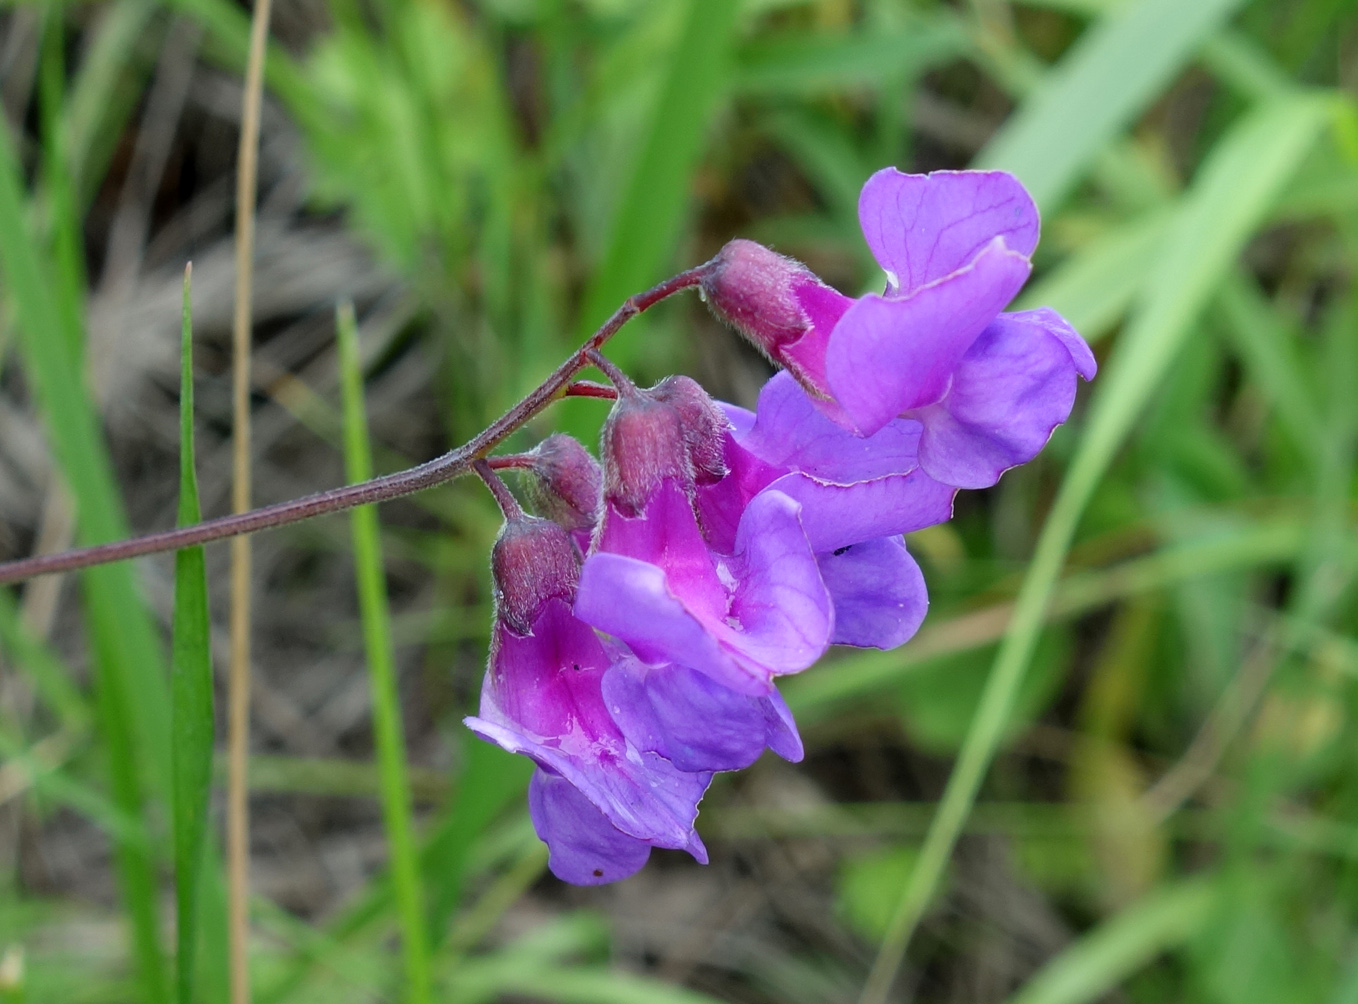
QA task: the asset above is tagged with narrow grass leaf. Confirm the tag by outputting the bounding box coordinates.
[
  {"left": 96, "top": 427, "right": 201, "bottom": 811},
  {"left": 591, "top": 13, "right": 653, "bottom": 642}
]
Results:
[
  {"left": 1006, "top": 879, "right": 1215, "bottom": 1004},
  {"left": 977, "top": 0, "right": 1247, "bottom": 210},
  {"left": 0, "top": 98, "right": 169, "bottom": 1004},
  {"left": 733, "top": 21, "right": 967, "bottom": 96},
  {"left": 788, "top": 513, "right": 1306, "bottom": 721},
  {"left": 1016, "top": 209, "right": 1173, "bottom": 341},
  {"left": 171, "top": 266, "right": 215, "bottom": 1004},
  {"left": 576, "top": 0, "right": 737, "bottom": 345},
  {"left": 0, "top": 589, "right": 90, "bottom": 732},
  {"left": 860, "top": 93, "right": 1331, "bottom": 1004},
  {"left": 336, "top": 302, "right": 431, "bottom": 1004},
  {"left": 1216, "top": 271, "right": 1326, "bottom": 465}
]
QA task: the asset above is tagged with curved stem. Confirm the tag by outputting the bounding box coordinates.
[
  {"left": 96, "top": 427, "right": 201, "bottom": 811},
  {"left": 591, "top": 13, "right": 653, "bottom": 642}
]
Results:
[
  {"left": 0, "top": 267, "right": 705, "bottom": 587},
  {"left": 473, "top": 460, "right": 522, "bottom": 521}
]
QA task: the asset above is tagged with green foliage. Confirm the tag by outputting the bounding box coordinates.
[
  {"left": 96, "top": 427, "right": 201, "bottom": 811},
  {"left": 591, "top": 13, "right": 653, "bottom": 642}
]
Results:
[
  {"left": 337, "top": 303, "right": 431, "bottom": 1004},
  {"left": 3, "top": 0, "right": 1358, "bottom": 1001},
  {"left": 170, "top": 269, "right": 217, "bottom": 1004}
]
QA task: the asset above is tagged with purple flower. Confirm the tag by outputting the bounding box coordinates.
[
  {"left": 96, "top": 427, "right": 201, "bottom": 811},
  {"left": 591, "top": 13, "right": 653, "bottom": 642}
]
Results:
[
  {"left": 465, "top": 514, "right": 709, "bottom": 884},
  {"left": 571, "top": 376, "right": 830, "bottom": 773},
  {"left": 701, "top": 168, "right": 1096, "bottom": 487},
  {"left": 693, "top": 372, "right": 944, "bottom": 650},
  {"left": 574, "top": 379, "right": 833, "bottom": 697}
]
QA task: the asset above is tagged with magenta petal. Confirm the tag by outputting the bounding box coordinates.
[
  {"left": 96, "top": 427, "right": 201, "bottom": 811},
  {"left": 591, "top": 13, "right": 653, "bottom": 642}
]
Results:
[
  {"left": 818, "top": 536, "right": 927, "bottom": 649},
  {"left": 858, "top": 168, "right": 1039, "bottom": 295},
  {"left": 528, "top": 769, "right": 654, "bottom": 884},
  {"left": 465, "top": 599, "right": 709, "bottom": 849},
  {"left": 780, "top": 277, "right": 855, "bottom": 396},
  {"left": 578, "top": 490, "right": 830, "bottom": 693},
  {"left": 768, "top": 470, "right": 955, "bottom": 553},
  {"left": 602, "top": 659, "right": 803, "bottom": 773},
  {"left": 912, "top": 308, "right": 1092, "bottom": 489},
  {"left": 739, "top": 372, "right": 926, "bottom": 483},
  {"left": 824, "top": 238, "right": 1033, "bottom": 436}
]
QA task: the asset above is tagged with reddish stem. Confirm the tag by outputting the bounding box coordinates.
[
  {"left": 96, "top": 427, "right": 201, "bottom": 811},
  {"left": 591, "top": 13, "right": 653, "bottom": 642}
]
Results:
[
  {"left": 562, "top": 380, "right": 618, "bottom": 400},
  {"left": 473, "top": 460, "right": 523, "bottom": 520},
  {"left": 0, "top": 266, "right": 706, "bottom": 585}
]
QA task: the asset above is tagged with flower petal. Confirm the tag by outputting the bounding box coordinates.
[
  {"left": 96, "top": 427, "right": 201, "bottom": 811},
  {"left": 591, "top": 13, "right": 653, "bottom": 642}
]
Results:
[
  {"left": 726, "top": 489, "right": 833, "bottom": 676},
  {"left": 466, "top": 599, "right": 710, "bottom": 849},
  {"left": 528, "top": 769, "right": 654, "bottom": 884},
  {"left": 602, "top": 658, "right": 803, "bottom": 773},
  {"left": 578, "top": 490, "right": 831, "bottom": 692},
  {"left": 858, "top": 168, "right": 1039, "bottom": 295},
  {"left": 768, "top": 470, "right": 955, "bottom": 553},
  {"left": 574, "top": 552, "right": 759, "bottom": 692},
  {"left": 824, "top": 237, "right": 1033, "bottom": 436},
  {"left": 912, "top": 308, "right": 1092, "bottom": 489},
  {"left": 739, "top": 371, "right": 926, "bottom": 483},
  {"left": 818, "top": 536, "right": 927, "bottom": 649}
]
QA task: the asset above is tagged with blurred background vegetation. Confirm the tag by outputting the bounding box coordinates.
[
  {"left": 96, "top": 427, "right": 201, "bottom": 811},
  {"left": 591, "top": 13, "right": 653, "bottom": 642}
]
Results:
[{"left": 2, "top": 0, "right": 1358, "bottom": 1001}]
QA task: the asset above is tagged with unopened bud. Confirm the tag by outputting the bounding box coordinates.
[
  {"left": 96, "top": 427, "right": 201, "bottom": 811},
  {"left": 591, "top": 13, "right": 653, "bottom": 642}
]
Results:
[
  {"left": 491, "top": 515, "right": 580, "bottom": 635},
  {"left": 651, "top": 375, "right": 729, "bottom": 485},
  {"left": 522, "top": 434, "right": 602, "bottom": 535},
  {"left": 700, "top": 239, "right": 824, "bottom": 354},
  {"left": 600, "top": 392, "right": 690, "bottom": 517}
]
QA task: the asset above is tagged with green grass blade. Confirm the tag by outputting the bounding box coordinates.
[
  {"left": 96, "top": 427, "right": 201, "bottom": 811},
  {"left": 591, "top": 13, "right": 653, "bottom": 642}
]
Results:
[
  {"left": 1014, "top": 208, "right": 1173, "bottom": 341},
  {"left": 171, "top": 266, "right": 215, "bottom": 1004},
  {"left": 732, "top": 20, "right": 967, "bottom": 97},
  {"left": 0, "top": 94, "right": 170, "bottom": 1004},
  {"left": 786, "top": 513, "right": 1307, "bottom": 721},
  {"left": 1216, "top": 271, "right": 1327, "bottom": 465},
  {"left": 575, "top": 0, "right": 737, "bottom": 345},
  {"left": 336, "top": 302, "right": 431, "bottom": 1004},
  {"left": 860, "top": 93, "right": 1332, "bottom": 1003},
  {"left": 977, "top": 0, "right": 1246, "bottom": 210},
  {"left": 1006, "top": 879, "right": 1215, "bottom": 1004},
  {"left": 0, "top": 589, "right": 90, "bottom": 732}
]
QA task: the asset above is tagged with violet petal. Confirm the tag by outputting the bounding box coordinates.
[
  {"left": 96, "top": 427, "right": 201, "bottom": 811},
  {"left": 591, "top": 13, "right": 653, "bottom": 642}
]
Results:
[
  {"left": 768, "top": 470, "right": 955, "bottom": 554},
  {"left": 818, "top": 536, "right": 927, "bottom": 649},
  {"left": 528, "top": 769, "right": 654, "bottom": 884},
  {"left": 465, "top": 599, "right": 709, "bottom": 849},
  {"left": 602, "top": 658, "right": 803, "bottom": 773},
  {"left": 858, "top": 168, "right": 1039, "bottom": 295},
  {"left": 911, "top": 308, "right": 1093, "bottom": 489},
  {"left": 824, "top": 237, "right": 1034, "bottom": 436},
  {"left": 739, "top": 371, "right": 925, "bottom": 483}
]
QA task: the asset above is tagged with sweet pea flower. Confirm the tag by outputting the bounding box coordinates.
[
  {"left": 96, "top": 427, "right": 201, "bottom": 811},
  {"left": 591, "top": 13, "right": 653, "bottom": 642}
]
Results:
[
  {"left": 701, "top": 168, "right": 1096, "bottom": 488},
  {"left": 464, "top": 511, "right": 709, "bottom": 884},
  {"left": 574, "top": 376, "right": 832, "bottom": 697},
  {"left": 571, "top": 375, "right": 830, "bottom": 772}
]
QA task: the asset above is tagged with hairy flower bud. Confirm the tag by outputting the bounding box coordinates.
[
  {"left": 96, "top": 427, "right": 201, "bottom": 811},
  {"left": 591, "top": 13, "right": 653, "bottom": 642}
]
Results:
[
  {"left": 700, "top": 239, "right": 823, "bottom": 354},
  {"left": 522, "top": 434, "right": 602, "bottom": 535},
  {"left": 600, "top": 392, "right": 690, "bottom": 517},
  {"left": 600, "top": 377, "right": 732, "bottom": 516},
  {"left": 651, "top": 375, "right": 728, "bottom": 485},
  {"left": 491, "top": 515, "right": 581, "bottom": 635}
]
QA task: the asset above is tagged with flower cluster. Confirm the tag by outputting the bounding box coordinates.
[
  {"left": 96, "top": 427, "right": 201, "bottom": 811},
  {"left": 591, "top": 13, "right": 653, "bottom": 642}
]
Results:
[{"left": 465, "top": 168, "right": 1095, "bottom": 884}]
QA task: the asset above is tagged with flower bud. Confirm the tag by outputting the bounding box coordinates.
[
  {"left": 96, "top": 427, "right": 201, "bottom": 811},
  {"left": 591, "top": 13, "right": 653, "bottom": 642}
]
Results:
[
  {"left": 522, "top": 434, "right": 602, "bottom": 535},
  {"left": 651, "top": 375, "right": 728, "bottom": 485},
  {"left": 600, "top": 392, "right": 690, "bottom": 517},
  {"left": 700, "top": 239, "right": 822, "bottom": 354},
  {"left": 491, "top": 515, "right": 581, "bottom": 635}
]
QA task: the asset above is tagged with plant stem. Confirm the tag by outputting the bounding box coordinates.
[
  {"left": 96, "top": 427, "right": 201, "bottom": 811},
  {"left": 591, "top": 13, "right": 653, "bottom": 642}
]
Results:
[
  {"left": 228, "top": 0, "right": 272, "bottom": 996},
  {"left": 0, "top": 267, "right": 704, "bottom": 587},
  {"left": 337, "top": 302, "right": 431, "bottom": 1004}
]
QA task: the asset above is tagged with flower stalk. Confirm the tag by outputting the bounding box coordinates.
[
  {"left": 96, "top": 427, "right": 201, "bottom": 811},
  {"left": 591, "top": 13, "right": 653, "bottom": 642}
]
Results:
[{"left": 0, "top": 266, "right": 705, "bottom": 587}]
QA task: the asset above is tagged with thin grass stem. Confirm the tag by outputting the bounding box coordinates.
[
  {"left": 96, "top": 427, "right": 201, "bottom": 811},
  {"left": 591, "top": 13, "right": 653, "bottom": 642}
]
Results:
[{"left": 228, "top": 0, "right": 273, "bottom": 998}]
